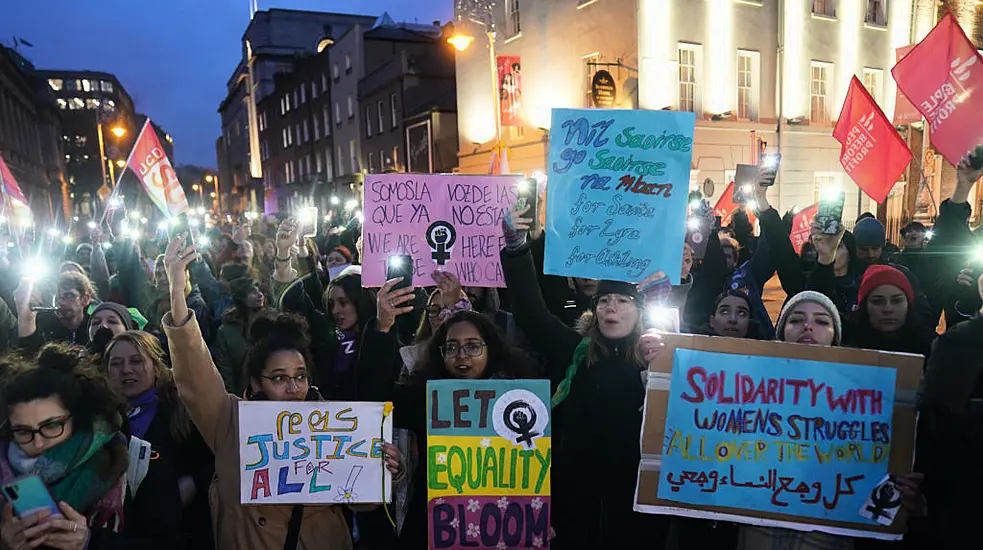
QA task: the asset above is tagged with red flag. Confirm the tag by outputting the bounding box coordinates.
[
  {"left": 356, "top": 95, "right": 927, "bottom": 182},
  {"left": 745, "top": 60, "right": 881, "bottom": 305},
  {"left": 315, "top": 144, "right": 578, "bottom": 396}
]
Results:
[
  {"left": 789, "top": 204, "right": 819, "bottom": 255},
  {"left": 124, "top": 120, "right": 189, "bottom": 217},
  {"left": 833, "top": 76, "right": 912, "bottom": 204},
  {"left": 497, "top": 55, "right": 522, "bottom": 127},
  {"left": 712, "top": 180, "right": 756, "bottom": 227},
  {"left": 0, "top": 154, "right": 27, "bottom": 206},
  {"left": 892, "top": 13, "right": 983, "bottom": 165},
  {"left": 893, "top": 45, "right": 921, "bottom": 125}
]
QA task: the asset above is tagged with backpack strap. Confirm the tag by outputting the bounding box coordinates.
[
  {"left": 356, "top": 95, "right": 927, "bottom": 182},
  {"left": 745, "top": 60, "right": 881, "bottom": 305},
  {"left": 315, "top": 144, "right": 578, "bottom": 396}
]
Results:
[{"left": 283, "top": 505, "right": 304, "bottom": 550}]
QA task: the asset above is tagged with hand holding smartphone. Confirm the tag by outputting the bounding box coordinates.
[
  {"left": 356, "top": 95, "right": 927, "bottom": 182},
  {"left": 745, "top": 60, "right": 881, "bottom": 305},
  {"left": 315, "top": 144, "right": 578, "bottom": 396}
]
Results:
[
  {"left": 386, "top": 255, "right": 414, "bottom": 291},
  {"left": 816, "top": 188, "right": 846, "bottom": 235},
  {"left": 2, "top": 475, "right": 59, "bottom": 518},
  {"left": 515, "top": 179, "right": 539, "bottom": 231}
]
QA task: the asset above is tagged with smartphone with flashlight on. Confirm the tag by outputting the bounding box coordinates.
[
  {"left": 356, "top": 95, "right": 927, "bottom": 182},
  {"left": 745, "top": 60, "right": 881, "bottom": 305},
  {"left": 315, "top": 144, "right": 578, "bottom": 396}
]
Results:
[
  {"left": 169, "top": 214, "right": 194, "bottom": 247},
  {"left": 298, "top": 206, "right": 319, "bottom": 239},
  {"left": 816, "top": 187, "right": 846, "bottom": 235},
  {"left": 686, "top": 200, "right": 713, "bottom": 260},
  {"left": 386, "top": 254, "right": 414, "bottom": 292},
  {"left": 732, "top": 164, "right": 758, "bottom": 205},
  {"left": 646, "top": 306, "right": 681, "bottom": 333},
  {"left": 515, "top": 179, "right": 539, "bottom": 232},
  {"left": 758, "top": 153, "right": 782, "bottom": 187}
]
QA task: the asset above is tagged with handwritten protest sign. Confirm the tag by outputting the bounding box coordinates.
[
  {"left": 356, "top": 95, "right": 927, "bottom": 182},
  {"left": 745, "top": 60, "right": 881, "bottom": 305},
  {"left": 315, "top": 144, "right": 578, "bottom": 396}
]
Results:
[
  {"left": 635, "top": 335, "right": 921, "bottom": 540},
  {"left": 361, "top": 174, "right": 520, "bottom": 287},
  {"left": 545, "top": 108, "right": 695, "bottom": 283},
  {"left": 238, "top": 401, "right": 392, "bottom": 505},
  {"left": 427, "top": 380, "right": 551, "bottom": 550}
]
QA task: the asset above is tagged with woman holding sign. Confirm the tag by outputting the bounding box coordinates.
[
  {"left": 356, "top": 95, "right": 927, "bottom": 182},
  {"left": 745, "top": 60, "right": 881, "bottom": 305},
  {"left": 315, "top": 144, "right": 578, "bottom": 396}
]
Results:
[
  {"left": 160, "top": 236, "right": 402, "bottom": 550},
  {"left": 498, "top": 205, "right": 669, "bottom": 548}
]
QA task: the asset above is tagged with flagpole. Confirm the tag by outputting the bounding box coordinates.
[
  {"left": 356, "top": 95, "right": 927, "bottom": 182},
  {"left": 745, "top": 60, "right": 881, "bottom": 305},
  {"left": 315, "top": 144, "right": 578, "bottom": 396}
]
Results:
[{"left": 99, "top": 121, "right": 149, "bottom": 226}]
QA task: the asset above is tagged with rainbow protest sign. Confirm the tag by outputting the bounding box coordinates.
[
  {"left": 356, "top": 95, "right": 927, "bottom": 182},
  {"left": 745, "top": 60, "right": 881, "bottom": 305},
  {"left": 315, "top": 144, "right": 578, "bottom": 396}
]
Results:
[{"left": 427, "top": 380, "right": 551, "bottom": 549}]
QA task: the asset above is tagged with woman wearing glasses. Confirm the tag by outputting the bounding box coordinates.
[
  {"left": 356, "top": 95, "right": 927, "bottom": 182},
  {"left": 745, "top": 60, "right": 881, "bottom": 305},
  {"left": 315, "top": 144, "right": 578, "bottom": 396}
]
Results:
[
  {"left": 160, "top": 237, "right": 402, "bottom": 550},
  {"left": 0, "top": 344, "right": 182, "bottom": 549},
  {"left": 358, "top": 305, "right": 533, "bottom": 549}
]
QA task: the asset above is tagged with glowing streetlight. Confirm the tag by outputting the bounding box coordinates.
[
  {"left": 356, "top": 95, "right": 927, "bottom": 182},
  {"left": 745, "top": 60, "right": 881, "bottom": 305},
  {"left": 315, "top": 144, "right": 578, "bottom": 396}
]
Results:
[
  {"left": 447, "top": 33, "right": 475, "bottom": 51},
  {"left": 192, "top": 184, "right": 200, "bottom": 191},
  {"left": 330, "top": 196, "right": 340, "bottom": 205},
  {"left": 205, "top": 175, "right": 215, "bottom": 183},
  {"left": 210, "top": 192, "right": 217, "bottom": 198},
  {"left": 111, "top": 127, "right": 126, "bottom": 138},
  {"left": 115, "top": 160, "right": 125, "bottom": 168}
]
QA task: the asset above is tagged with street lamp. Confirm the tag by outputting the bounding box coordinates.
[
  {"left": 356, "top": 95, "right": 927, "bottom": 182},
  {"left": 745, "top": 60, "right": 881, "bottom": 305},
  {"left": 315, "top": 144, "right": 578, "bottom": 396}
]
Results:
[
  {"left": 111, "top": 126, "right": 126, "bottom": 138},
  {"left": 453, "top": 1, "right": 502, "bottom": 143},
  {"left": 447, "top": 33, "right": 475, "bottom": 51},
  {"left": 115, "top": 160, "right": 125, "bottom": 168}
]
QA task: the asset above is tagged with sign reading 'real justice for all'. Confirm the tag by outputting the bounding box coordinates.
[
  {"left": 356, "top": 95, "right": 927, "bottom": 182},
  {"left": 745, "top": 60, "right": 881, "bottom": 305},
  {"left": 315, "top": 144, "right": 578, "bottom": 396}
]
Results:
[
  {"left": 545, "top": 109, "right": 696, "bottom": 284},
  {"left": 361, "top": 174, "right": 520, "bottom": 287},
  {"left": 427, "top": 380, "right": 551, "bottom": 550},
  {"left": 659, "top": 349, "right": 898, "bottom": 528},
  {"left": 238, "top": 401, "right": 392, "bottom": 505}
]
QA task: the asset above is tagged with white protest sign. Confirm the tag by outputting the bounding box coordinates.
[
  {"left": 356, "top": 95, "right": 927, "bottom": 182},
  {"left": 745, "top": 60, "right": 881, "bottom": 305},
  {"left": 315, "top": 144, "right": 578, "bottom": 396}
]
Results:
[{"left": 238, "top": 401, "right": 393, "bottom": 505}]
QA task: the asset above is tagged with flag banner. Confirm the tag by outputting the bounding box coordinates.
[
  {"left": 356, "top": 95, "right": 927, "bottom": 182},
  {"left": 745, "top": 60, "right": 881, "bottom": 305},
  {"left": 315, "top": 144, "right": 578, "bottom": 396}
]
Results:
[
  {"left": 497, "top": 56, "right": 522, "bottom": 127},
  {"left": 789, "top": 204, "right": 819, "bottom": 255},
  {"left": 712, "top": 181, "right": 756, "bottom": 228},
  {"left": 0, "top": 154, "right": 28, "bottom": 205},
  {"left": 892, "top": 13, "right": 983, "bottom": 165},
  {"left": 125, "top": 120, "right": 189, "bottom": 217},
  {"left": 833, "top": 77, "right": 912, "bottom": 204},
  {"left": 892, "top": 46, "right": 921, "bottom": 126}
]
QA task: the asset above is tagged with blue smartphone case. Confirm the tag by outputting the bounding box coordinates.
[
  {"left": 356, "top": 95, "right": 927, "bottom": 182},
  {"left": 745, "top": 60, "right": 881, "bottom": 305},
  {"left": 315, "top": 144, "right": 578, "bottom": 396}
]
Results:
[{"left": 1, "top": 475, "right": 60, "bottom": 517}]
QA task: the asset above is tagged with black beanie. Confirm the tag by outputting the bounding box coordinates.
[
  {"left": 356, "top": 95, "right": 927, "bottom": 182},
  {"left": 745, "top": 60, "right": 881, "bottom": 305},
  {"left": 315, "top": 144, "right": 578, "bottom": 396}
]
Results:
[{"left": 594, "top": 280, "right": 639, "bottom": 303}]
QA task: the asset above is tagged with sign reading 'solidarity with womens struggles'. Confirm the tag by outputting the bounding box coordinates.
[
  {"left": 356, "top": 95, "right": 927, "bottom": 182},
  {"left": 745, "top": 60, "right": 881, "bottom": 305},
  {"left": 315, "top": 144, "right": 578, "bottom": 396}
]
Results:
[
  {"left": 545, "top": 108, "right": 696, "bottom": 284},
  {"left": 427, "top": 380, "right": 552, "bottom": 550},
  {"left": 361, "top": 174, "right": 520, "bottom": 287},
  {"left": 238, "top": 401, "right": 392, "bottom": 505}
]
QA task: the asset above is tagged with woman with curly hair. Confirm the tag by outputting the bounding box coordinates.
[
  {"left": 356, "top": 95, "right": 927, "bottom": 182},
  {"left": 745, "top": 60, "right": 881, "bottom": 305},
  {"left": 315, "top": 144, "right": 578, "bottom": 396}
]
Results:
[{"left": 0, "top": 344, "right": 182, "bottom": 549}]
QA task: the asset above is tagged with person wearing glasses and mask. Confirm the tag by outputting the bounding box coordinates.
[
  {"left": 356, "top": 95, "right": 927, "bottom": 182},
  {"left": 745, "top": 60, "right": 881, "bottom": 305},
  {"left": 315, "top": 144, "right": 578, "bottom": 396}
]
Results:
[
  {"left": 0, "top": 344, "right": 182, "bottom": 549},
  {"left": 357, "top": 307, "right": 535, "bottom": 549},
  {"left": 160, "top": 237, "right": 403, "bottom": 550},
  {"left": 14, "top": 271, "right": 99, "bottom": 354}
]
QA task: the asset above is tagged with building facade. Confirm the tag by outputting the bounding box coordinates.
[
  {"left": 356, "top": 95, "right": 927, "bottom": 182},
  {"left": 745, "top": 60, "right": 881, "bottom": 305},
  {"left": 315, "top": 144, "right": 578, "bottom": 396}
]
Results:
[
  {"left": 35, "top": 69, "right": 143, "bottom": 212},
  {"left": 216, "top": 9, "right": 375, "bottom": 212},
  {"left": 455, "top": 0, "right": 925, "bottom": 227},
  {"left": 0, "top": 47, "right": 65, "bottom": 223},
  {"left": 359, "top": 24, "right": 458, "bottom": 174}
]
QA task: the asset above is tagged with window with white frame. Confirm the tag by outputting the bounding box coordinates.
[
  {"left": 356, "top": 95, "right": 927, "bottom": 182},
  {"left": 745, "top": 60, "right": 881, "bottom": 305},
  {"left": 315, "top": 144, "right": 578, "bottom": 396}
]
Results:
[
  {"left": 349, "top": 139, "right": 358, "bottom": 173},
  {"left": 347, "top": 96, "right": 354, "bottom": 119},
  {"left": 813, "top": 0, "right": 836, "bottom": 17},
  {"left": 337, "top": 145, "right": 344, "bottom": 175},
  {"left": 368, "top": 152, "right": 376, "bottom": 172},
  {"left": 325, "top": 149, "right": 334, "bottom": 179},
  {"left": 323, "top": 106, "right": 331, "bottom": 136},
  {"left": 736, "top": 50, "right": 760, "bottom": 121},
  {"left": 280, "top": 97, "right": 286, "bottom": 115},
  {"left": 865, "top": 0, "right": 886, "bottom": 25},
  {"left": 377, "top": 100, "right": 385, "bottom": 133},
  {"left": 286, "top": 94, "right": 292, "bottom": 112},
  {"left": 335, "top": 102, "right": 342, "bottom": 126},
  {"left": 863, "top": 68, "right": 883, "bottom": 105},
  {"left": 313, "top": 115, "right": 320, "bottom": 141},
  {"left": 813, "top": 172, "right": 843, "bottom": 204},
  {"left": 505, "top": 0, "right": 521, "bottom": 37},
  {"left": 282, "top": 129, "right": 288, "bottom": 149},
  {"left": 311, "top": 81, "right": 318, "bottom": 99},
  {"left": 810, "top": 61, "right": 833, "bottom": 125},
  {"left": 316, "top": 153, "right": 323, "bottom": 174},
  {"left": 366, "top": 106, "right": 373, "bottom": 137},
  {"left": 303, "top": 120, "right": 309, "bottom": 142},
  {"left": 300, "top": 86, "right": 306, "bottom": 104},
  {"left": 677, "top": 44, "right": 702, "bottom": 113},
  {"left": 390, "top": 93, "right": 398, "bottom": 128}
]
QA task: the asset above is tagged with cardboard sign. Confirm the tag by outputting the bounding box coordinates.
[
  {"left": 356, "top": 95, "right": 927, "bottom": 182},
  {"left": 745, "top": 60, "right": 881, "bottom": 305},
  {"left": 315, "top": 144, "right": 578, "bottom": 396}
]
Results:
[
  {"left": 545, "top": 109, "right": 695, "bottom": 284},
  {"left": 361, "top": 174, "right": 520, "bottom": 287},
  {"left": 634, "top": 335, "right": 921, "bottom": 540},
  {"left": 427, "top": 380, "right": 552, "bottom": 550},
  {"left": 237, "top": 401, "right": 392, "bottom": 505}
]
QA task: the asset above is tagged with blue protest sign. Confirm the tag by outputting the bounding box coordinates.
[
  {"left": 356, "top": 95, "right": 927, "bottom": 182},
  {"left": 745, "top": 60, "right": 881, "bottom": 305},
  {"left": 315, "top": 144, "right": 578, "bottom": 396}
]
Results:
[
  {"left": 545, "top": 109, "right": 695, "bottom": 283},
  {"left": 658, "top": 348, "right": 897, "bottom": 525}
]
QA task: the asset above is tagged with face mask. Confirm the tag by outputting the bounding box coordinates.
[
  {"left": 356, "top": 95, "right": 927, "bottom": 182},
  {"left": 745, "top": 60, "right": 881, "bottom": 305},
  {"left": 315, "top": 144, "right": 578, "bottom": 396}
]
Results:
[{"left": 89, "top": 326, "right": 116, "bottom": 356}]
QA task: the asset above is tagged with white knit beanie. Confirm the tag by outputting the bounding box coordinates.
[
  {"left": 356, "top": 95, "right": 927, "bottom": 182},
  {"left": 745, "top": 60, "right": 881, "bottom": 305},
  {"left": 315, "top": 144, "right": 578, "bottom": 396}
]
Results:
[{"left": 775, "top": 290, "right": 842, "bottom": 346}]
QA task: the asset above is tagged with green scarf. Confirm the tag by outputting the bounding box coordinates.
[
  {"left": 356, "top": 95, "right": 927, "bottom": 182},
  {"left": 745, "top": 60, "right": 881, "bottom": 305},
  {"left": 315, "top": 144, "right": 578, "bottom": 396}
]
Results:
[
  {"left": 552, "top": 338, "right": 590, "bottom": 407},
  {"left": 34, "top": 418, "right": 127, "bottom": 513}
]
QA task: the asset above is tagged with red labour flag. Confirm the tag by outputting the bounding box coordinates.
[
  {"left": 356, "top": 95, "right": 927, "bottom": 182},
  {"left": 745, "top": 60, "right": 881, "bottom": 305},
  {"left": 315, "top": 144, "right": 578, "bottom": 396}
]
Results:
[
  {"left": 833, "top": 76, "right": 912, "bottom": 204},
  {"left": 712, "top": 180, "right": 756, "bottom": 227},
  {"left": 0, "top": 154, "right": 27, "bottom": 206},
  {"left": 892, "top": 13, "right": 983, "bottom": 165},
  {"left": 789, "top": 204, "right": 819, "bottom": 255}
]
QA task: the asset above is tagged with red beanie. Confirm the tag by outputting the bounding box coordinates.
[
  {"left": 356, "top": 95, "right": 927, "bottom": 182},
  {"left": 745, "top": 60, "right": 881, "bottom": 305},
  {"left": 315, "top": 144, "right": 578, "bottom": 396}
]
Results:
[{"left": 858, "top": 265, "right": 914, "bottom": 307}]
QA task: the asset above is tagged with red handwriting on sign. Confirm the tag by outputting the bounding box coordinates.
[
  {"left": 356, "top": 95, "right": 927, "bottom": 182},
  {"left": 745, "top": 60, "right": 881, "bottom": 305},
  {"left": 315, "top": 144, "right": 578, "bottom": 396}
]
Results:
[
  {"left": 681, "top": 366, "right": 884, "bottom": 415},
  {"left": 615, "top": 175, "right": 673, "bottom": 197}
]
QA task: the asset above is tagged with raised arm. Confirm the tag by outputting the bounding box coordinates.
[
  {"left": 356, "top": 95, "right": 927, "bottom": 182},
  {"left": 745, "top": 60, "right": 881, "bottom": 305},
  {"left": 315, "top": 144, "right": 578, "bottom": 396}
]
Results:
[{"left": 161, "top": 236, "right": 232, "bottom": 451}]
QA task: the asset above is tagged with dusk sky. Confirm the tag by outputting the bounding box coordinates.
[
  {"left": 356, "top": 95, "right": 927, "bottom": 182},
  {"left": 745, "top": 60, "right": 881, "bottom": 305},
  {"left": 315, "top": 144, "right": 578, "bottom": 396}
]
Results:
[{"left": 2, "top": 0, "right": 452, "bottom": 168}]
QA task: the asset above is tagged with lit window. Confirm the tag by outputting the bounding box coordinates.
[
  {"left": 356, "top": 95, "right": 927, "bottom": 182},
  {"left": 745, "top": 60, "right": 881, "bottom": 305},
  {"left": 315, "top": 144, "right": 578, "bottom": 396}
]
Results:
[
  {"left": 736, "top": 51, "right": 760, "bottom": 122},
  {"left": 366, "top": 106, "right": 373, "bottom": 138},
  {"left": 325, "top": 149, "right": 334, "bottom": 179},
  {"left": 337, "top": 145, "right": 344, "bottom": 175},
  {"left": 313, "top": 115, "right": 320, "bottom": 141},
  {"left": 812, "top": 0, "right": 836, "bottom": 18},
  {"left": 390, "top": 93, "right": 398, "bottom": 128},
  {"left": 863, "top": 68, "right": 883, "bottom": 105},
  {"left": 68, "top": 97, "right": 84, "bottom": 110},
  {"left": 86, "top": 99, "right": 100, "bottom": 110},
  {"left": 316, "top": 153, "right": 323, "bottom": 173},
  {"left": 101, "top": 81, "right": 114, "bottom": 93},
  {"left": 347, "top": 96, "right": 354, "bottom": 119},
  {"left": 505, "top": 0, "right": 521, "bottom": 37},
  {"left": 81, "top": 80, "right": 92, "bottom": 92},
  {"left": 74, "top": 80, "right": 83, "bottom": 90},
  {"left": 677, "top": 44, "right": 702, "bottom": 113},
  {"left": 280, "top": 97, "right": 286, "bottom": 115},
  {"left": 48, "top": 79, "right": 63, "bottom": 91},
  {"left": 335, "top": 102, "right": 341, "bottom": 126},
  {"left": 810, "top": 61, "right": 833, "bottom": 125},
  {"left": 56, "top": 98, "right": 67, "bottom": 109},
  {"left": 282, "top": 128, "right": 289, "bottom": 148}
]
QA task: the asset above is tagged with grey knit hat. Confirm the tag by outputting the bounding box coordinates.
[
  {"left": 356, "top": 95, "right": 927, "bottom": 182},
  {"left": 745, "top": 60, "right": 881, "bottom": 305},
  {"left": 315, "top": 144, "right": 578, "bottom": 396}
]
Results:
[{"left": 775, "top": 290, "right": 842, "bottom": 346}]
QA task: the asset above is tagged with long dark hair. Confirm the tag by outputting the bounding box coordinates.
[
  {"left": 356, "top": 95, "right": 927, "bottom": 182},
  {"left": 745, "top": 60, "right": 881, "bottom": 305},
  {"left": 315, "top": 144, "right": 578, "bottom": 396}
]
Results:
[
  {"left": 1, "top": 344, "right": 127, "bottom": 434},
  {"left": 324, "top": 272, "right": 376, "bottom": 332},
  {"left": 407, "top": 311, "right": 532, "bottom": 387}
]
